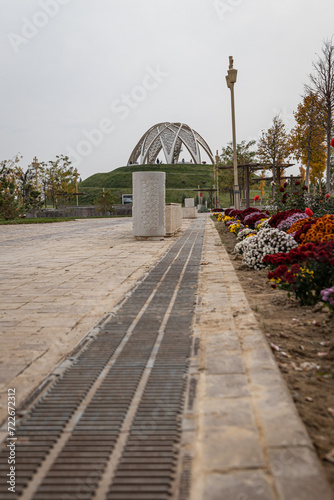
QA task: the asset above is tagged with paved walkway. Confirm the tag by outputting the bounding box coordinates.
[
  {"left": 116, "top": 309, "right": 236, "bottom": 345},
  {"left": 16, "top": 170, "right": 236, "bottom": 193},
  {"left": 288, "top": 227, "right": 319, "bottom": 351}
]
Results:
[
  {"left": 0, "top": 216, "right": 332, "bottom": 499},
  {"left": 0, "top": 218, "right": 192, "bottom": 426}
]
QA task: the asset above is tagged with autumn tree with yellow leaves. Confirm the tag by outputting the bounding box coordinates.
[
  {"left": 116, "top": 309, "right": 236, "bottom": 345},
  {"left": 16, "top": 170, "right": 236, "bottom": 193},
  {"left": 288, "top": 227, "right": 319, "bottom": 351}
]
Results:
[
  {"left": 257, "top": 114, "right": 291, "bottom": 192},
  {"left": 290, "top": 91, "right": 327, "bottom": 190}
]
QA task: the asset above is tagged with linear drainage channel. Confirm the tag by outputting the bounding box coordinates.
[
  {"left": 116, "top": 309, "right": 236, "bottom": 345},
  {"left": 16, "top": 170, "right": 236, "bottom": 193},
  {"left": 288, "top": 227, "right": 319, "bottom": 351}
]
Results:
[{"left": 0, "top": 218, "right": 205, "bottom": 500}]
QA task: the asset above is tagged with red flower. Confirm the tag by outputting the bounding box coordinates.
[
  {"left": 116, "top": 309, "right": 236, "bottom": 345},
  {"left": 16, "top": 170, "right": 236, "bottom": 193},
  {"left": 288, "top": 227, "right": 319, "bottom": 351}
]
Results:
[
  {"left": 290, "top": 264, "right": 300, "bottom": 274},
  {"left": 305, "top": 207, "right": 313, "bottom": 216},
  {"left": 279, "top": 187, "right": 285, "bottom": 192},
  {"left": 276, "top": 265, "right": 289, "bottom": 275},
  {"left": 295, "top": 181, "right": 300, "bottom": 186},
  {"left": 302, "top": 185, "right": 308, "bottom": 191},
  {"left": 254, "top": 195, "right": 260, "bottom": 201},
  {"left": 325, "top": 193, "right": 330, "bottom": 199},
  {"left": 284, "top": 182, "right": 288, "bottom": 188},
  {"left": 318, "top": 250, "right": 329, "bottom": 262},
  {"left": 331, "top": 138, "right": 334, "bottom": 148}
]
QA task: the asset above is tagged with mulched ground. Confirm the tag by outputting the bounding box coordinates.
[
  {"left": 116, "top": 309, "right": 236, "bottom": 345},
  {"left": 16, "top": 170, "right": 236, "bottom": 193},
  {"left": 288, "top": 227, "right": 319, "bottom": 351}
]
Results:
[{"left": 215, "top": 220, "right": 334, "bottom": 489}]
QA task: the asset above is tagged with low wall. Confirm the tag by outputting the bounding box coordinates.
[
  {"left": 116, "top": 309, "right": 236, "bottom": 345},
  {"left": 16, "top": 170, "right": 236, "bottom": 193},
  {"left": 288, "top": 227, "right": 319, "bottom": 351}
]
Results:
[
  {"left": 27, "top": 206, "right": 98, "bottom": 218},
  {"left": 166, "top": 203, "right": 182, "bottom": 236},
  {"left": 26, "top": 205, "right": 132, "bottom": 218},
  {"left": 113, "top": 205, "right": 132, "bottom": 216},
  {"left": 182, "top": 207, "right": 197, "bottom": 219}
]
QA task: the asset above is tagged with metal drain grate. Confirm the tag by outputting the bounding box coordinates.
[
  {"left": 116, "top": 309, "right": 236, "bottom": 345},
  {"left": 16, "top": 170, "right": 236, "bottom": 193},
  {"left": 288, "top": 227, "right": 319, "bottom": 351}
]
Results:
[{"left": 0, "top": 219, "right": 205, "bottom": 500}]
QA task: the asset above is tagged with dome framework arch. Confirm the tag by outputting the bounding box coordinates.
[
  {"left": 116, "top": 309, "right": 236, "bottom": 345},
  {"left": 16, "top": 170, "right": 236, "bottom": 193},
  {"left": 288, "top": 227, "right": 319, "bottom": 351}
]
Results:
[{"left": 128, "top": 122, "right": 214, "bottom": 165}]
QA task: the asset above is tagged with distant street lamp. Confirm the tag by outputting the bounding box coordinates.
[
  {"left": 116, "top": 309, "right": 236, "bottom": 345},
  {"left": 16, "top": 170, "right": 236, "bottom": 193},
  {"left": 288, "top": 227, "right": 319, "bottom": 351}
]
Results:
[
  {"left": 32, "top": 156, "right": 39, "bottom": 190},
  {"left": 215, "top": 149, "right": 220, "bottom": 207},
  {"left": 74, "top": 168, "right": 79, "bottom": 206},
  {"left": 226, "top": 56, "right": 240, "bottom": 209}
]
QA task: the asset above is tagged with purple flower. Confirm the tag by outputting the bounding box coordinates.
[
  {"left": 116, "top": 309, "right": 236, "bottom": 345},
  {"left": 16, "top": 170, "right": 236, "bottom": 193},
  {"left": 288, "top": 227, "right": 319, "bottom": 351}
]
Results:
[
  {"left": 321, "top": 287, "right": 334, "bottom": 306},
  {"left": 277, "top": 213, "right": 309, "bottom": 232}
]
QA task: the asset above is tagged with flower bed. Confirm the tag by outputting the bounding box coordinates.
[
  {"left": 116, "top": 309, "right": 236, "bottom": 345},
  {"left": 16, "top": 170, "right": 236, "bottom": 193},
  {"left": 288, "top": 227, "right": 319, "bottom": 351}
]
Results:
[
  {"left": 218, "top": 200, "right": 334, "bottom": 309},
  {"left": 214, "top": 219, "right": 334, "bottom": 488},
  {"left": 264, "top": 242, "right": 334, "bottom": 306}
]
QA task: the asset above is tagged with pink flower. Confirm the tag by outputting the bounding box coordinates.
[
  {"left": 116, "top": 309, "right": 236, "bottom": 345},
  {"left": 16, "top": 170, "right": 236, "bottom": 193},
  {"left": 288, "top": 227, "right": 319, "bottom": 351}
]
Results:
[
  {"left": 254, "top": 195, "right": 260, "bottom": 201},
  {"left": 325, "top": 193, "right": 330, "bottom": 199},
  {"left": 305, "top": 207, "right": 313, "bottom": 216}
]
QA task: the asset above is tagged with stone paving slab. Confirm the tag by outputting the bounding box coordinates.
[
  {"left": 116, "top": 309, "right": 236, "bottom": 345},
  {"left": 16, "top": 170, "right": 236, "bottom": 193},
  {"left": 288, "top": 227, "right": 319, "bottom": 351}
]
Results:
[
  {"left": 0, "top": 218, "right": 192, "bottom": 425},
  {"left": 188, "top": 216, "right": 333, "bottom": 500}
]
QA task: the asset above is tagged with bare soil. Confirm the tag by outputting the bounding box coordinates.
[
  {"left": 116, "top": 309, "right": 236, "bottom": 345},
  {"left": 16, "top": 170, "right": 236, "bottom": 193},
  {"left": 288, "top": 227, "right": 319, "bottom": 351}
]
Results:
[{"left": 216, "top": 221, "right": 334, "bottom": 488}]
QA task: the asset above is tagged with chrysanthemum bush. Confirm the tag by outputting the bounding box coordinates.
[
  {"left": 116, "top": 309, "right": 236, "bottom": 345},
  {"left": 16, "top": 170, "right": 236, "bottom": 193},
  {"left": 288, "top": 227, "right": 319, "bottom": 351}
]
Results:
[
  {"left": 268, "top": 209, "right": 304, "bottom": 228},
  {"left": 321, "top": 286, "right": 334, "bottom": 312},
  {"left": 258, "top": 218, "right": 271, "bottom": 231},
  {"left": 287, "top": 214, "right": 334, "bottom": 243},
  {"left": 263, "top": 242, "right": 334, "bottom": 306},
  {"left": 234, "top": 229, "right": 257, "bottom": 255},
  {"left": 255, "top": 218, "right": 269, "bottom": 229},
  {"left": 237, "top": 228, "right": 257, "bottom": 241},
  {"left": 240, "top": 207, "right": 262, "bottom": 223},
  {"left": 244, "top": 212, "right": 269, "bottom": 229},
  {"left": 300, "top": 214, "right": 334, "bottom": 243},
  {"left": 277, "top": 212, "right": 309, "bottom": 232},
  {"left": 229, "top": 221, "right": 244, "bottom": 234},
  {"left": 242, "top": 227, "right": 298, "bottom": 270},
  {"left": 235, "top": 237, "right": 255, "bottom": 255}
]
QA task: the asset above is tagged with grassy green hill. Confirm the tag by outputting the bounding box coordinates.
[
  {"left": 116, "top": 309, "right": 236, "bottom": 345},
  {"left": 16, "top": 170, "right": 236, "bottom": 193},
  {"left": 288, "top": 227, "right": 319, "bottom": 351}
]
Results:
[{"left": 79, "top": 164, "right": 215, "bottom": 205}]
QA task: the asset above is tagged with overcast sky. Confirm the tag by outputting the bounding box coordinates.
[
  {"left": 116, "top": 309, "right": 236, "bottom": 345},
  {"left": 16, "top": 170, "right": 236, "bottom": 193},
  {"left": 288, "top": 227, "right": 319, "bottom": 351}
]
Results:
[{"left": 1, "top": 0, "right": 334, "bottom": 180}]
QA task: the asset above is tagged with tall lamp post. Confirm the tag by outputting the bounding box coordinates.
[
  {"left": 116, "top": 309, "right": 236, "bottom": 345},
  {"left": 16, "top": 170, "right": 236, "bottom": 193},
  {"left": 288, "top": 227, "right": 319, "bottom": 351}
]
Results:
[
  {"left": 32, "top": 156, "right": 39, "bottom": 190},
  {"left": 226, "top": 56, "right": 240, "bottom": 209},
  {"left": 215, "top": 149, "right": 220, "bottom": 208}
]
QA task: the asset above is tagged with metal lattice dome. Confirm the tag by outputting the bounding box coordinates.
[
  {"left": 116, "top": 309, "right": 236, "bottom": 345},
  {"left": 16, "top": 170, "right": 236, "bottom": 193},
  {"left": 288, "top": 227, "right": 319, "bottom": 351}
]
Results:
[{"left": 128, "top": 122, "right": 214, "bottom": 165}]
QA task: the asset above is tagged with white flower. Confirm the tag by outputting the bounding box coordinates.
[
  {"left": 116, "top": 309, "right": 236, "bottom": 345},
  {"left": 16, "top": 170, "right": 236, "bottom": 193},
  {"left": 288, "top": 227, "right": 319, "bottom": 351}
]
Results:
[{"left": 242, "top": 227, "right": 298, "bottom": 270}]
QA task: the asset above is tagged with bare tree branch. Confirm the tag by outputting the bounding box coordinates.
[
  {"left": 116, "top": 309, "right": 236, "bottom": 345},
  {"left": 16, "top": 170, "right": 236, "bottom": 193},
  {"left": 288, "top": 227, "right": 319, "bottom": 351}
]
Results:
[{"left": 305, "top": 37, "right": 334, "bottom": 192}]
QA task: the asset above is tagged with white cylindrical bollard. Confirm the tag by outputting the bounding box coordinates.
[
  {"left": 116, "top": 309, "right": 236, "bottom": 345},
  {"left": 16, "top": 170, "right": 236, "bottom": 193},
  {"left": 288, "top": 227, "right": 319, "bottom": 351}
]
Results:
[{"left": 132, "top": 171, "right": 166, "bottom": 237}]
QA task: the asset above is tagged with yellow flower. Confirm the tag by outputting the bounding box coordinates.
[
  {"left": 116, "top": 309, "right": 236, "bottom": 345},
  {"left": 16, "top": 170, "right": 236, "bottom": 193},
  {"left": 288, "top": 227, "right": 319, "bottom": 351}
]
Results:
[{"left": 223, "top": 215, "right": 234, "bottom": 223}]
